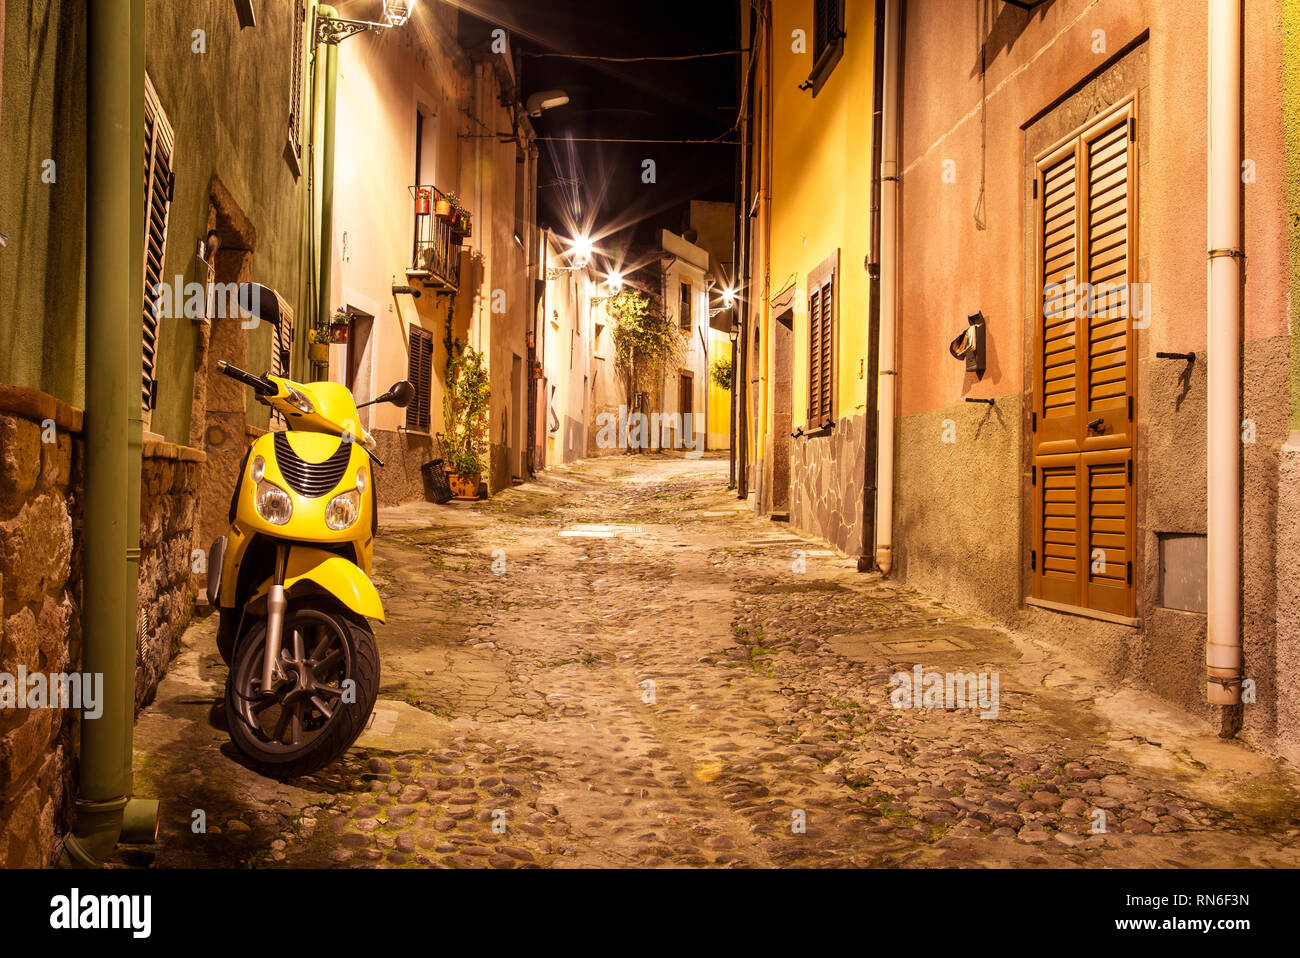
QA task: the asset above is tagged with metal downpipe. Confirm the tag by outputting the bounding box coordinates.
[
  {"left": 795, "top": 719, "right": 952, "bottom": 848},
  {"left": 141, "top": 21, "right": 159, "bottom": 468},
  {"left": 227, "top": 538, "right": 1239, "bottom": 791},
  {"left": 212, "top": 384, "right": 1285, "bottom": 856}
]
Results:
[{"left": 63, "top": 0, "right": 159, "bottom": 868}]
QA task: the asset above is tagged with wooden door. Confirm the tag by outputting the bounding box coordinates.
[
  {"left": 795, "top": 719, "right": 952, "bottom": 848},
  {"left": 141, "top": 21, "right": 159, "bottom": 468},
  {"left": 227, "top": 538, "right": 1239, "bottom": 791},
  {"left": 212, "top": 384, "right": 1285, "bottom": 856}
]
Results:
[{"left": 1031, "top": 99, "right": 1137, "bottom": 618}]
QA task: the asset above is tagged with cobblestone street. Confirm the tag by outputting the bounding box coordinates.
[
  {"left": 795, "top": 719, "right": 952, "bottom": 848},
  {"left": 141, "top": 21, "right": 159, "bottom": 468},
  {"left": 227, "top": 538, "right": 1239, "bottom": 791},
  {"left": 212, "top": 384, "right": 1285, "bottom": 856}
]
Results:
[{"left": 129, "top": 455, "right": 1300, "bottom": 868}]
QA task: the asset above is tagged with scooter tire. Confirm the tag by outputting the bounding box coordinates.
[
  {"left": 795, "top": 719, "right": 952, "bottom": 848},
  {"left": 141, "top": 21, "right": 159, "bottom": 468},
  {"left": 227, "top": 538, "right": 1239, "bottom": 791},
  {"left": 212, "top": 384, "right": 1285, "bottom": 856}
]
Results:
[{"left": 225, "top": 600, "right": 379, "bottom": 779}]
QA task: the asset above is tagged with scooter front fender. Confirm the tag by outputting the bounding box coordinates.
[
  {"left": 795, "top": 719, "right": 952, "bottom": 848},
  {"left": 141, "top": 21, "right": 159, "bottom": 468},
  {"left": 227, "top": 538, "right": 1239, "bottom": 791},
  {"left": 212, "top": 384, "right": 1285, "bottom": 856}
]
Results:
[{"left": 251, "top": 546, "right": 385, "bottom": 623}]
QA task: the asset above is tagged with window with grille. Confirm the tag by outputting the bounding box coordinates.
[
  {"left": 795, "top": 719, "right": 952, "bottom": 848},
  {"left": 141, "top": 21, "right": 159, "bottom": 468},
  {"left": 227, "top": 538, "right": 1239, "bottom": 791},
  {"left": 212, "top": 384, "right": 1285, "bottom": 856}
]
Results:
[
  {"left": 807, "top": 0, "right": 846, "bottom": 96},
  {"left": 406, "top": 325, "right": 434, "bottom": 431},
  {"left": 679, "top": 281, "right": 692, "bottom": 332},
  {"left": 142, "top": 73, "right": 174, "bottom": 426},
  {"left": 287, "top": 0, "right": 306, "bottom": 172},
  {"left": 806, "top": 251, "right": 838, "bottom": 429},
  {"left": 1030, "top": 98, "right": 1137, "bottom": 618}
]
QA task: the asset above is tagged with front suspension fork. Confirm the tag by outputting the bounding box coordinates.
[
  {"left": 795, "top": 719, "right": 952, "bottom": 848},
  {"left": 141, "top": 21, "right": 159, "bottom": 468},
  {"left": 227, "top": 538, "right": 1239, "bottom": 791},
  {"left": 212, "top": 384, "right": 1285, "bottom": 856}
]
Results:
[{"left": 261, "top": 545, "right": 289, "bottom": 696}]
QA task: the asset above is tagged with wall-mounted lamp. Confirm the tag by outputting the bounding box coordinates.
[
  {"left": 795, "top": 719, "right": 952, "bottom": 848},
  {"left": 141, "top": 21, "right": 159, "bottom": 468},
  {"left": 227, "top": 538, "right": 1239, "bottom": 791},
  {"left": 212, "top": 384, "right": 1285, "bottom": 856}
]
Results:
[
  {"left": 315, "top": 0, "right": 416, "bottom": 44},
  {"left": 526, "top": 90, "right": 570, "bottom": 118}
]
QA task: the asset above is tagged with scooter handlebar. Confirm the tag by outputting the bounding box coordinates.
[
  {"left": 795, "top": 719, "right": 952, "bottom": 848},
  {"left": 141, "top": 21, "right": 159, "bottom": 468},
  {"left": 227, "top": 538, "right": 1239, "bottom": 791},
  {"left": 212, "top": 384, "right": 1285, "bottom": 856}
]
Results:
[{"left": 217, "top": 360, "right": 276, "bottom": 396}]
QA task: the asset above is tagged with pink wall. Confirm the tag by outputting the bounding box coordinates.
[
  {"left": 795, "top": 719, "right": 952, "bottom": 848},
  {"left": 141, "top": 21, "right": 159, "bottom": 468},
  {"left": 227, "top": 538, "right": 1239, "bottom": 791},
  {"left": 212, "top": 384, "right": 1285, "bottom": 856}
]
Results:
[{"left": 897, "top": 0, "right": 1290, "bottom": 418}]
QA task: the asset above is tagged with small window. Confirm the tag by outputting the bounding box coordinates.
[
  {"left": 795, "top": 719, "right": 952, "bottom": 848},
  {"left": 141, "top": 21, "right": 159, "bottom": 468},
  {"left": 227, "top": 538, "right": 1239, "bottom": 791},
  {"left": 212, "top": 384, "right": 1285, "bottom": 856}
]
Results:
[
  {"left": 287, "top": 0, "right": 307, "bottom": 173},
  {"left": 679, "top": 281, "right": 692, "bottom": 332},
  {"left": 406, "top": 325, "right": 434, "bottom": 431},
  {"left": 807, "top": 251, "right": 838, "bottom": 429},
  {"left": 807, "top": 0, "right": 846, "bottom": 97},
  {"left": 142, "top": 73, "right": 175, "bottom": 427}
]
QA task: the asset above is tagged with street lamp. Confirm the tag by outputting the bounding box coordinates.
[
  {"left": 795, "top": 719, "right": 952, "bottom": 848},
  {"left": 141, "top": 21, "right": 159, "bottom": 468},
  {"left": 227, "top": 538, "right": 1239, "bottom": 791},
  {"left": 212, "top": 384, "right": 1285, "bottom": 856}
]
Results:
[
  {"left": 316, "top": 0, "right": 417, "bottom": 44},
  {"left": 722, "top": 286, "right": 735, "bottom": 309},
  {"left": 608, "top": 271, "right": 623, "bottom": 294},
  {"left": 570, "top": 235, "right": 593, "bottom": 268}
]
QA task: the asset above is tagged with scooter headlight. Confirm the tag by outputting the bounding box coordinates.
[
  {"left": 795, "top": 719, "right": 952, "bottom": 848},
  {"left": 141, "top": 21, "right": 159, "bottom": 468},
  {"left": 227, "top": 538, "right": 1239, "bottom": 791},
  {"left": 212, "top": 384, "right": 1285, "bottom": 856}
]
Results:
[
  {"left": 250, "top": 455, "right": 266, "bottom": 483},
  {"left": 255, "top": 481, "right": 293, "bottom": 525},
  {"left": 325, "top": 489, "right": 361, "bottom": 530}
]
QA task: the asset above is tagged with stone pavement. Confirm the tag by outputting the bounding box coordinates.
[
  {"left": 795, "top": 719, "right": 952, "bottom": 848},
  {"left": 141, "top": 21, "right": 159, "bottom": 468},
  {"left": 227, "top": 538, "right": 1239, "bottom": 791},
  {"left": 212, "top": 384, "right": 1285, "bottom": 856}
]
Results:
[{"left": 126, "top": 454, "right": 1300, "bottom": 868}]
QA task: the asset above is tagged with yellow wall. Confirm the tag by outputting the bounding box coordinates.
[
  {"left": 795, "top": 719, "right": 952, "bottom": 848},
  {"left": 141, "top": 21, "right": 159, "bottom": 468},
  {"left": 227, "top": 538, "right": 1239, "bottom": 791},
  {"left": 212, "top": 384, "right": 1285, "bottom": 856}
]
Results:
[
  {"left": 707, "top": 333, "right": 733, "bottom": 446},
  {"left": 767, "top": 0, "right": 875, "bottom": 433}
]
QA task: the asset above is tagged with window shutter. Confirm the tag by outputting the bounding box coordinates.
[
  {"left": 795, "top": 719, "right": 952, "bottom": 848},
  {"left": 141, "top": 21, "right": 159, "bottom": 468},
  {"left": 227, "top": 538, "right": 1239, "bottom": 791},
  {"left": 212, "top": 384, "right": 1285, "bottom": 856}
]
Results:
[
  {"left": 406, "top": 326, "right": 433, "bottom": 431},
  {"left": 1031, "top": 100, "right": 1136, "bottom": 618},
  {"left": 287, "top": 1, "right": 307, "bottom": 161},
  {"left": 818, "top": 280, "right": 834, "bottom": 424},
  {"left": 142, "top": 74, "right": 174, "bottom": 424},
  {"left": 808, "top": 282, "right": 822, "bottom": 421}
]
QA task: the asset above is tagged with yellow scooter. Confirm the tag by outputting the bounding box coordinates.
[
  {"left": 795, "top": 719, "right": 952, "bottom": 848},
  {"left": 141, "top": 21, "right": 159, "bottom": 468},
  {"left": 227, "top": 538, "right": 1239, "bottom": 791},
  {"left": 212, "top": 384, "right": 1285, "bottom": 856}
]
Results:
[{"left": 207, "top": 297, "right": 412, "bottom": 777}]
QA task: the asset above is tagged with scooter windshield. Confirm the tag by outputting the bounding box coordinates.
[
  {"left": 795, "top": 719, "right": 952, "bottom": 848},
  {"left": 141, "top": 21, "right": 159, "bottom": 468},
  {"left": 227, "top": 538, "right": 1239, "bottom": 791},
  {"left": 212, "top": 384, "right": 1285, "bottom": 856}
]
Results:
[{"left": 263, "top": 375, "right": 377, "bottom": 448}]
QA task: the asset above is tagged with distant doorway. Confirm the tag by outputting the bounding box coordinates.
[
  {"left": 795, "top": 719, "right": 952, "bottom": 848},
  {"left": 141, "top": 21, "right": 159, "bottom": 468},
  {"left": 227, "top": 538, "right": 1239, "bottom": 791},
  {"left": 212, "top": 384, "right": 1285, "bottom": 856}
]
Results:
[
  {"left": 346, "top": 307, "right": 373, "bottom": 428},
  {"left": 772, "top": 308, "right": 794, "bottom": 513},
  {"left": 678, "top": 372, "right": 694, "bottom": 451},
  {"left": 511, "top": 354, "right": 524, "bottom": 479}
]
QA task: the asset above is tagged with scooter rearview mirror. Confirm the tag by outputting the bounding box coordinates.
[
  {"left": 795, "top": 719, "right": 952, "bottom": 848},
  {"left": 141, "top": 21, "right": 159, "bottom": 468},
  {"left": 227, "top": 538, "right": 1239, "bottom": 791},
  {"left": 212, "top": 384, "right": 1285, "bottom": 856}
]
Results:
[{"left": 388, "top": 381, "right": 415, "bottom": 408}]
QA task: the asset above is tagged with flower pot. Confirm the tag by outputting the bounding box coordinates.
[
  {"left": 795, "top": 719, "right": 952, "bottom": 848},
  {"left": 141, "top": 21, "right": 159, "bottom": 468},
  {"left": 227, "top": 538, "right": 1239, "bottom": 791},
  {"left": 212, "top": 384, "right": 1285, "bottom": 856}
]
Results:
[
  {"left": 330, "top": 323, "right": 349, "bottom": 344},
  {"left": 435, "top": 199, "right": 452, "bottom": 219},
  {"left": 415, "top": 192, "right": 431, "bottom": 216},
  {"left": 309, "top": 342, "right": 329, "bottom": 363},
  {"left": 448, "top": 471, "right": 481, "bottom": 500}
]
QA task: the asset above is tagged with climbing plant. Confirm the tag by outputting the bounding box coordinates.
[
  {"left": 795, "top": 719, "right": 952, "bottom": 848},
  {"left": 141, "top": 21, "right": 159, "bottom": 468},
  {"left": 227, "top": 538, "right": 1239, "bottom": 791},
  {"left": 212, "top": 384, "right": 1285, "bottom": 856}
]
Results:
[{"left": 607, "top": 288, "right": 677, "bottom": 410}]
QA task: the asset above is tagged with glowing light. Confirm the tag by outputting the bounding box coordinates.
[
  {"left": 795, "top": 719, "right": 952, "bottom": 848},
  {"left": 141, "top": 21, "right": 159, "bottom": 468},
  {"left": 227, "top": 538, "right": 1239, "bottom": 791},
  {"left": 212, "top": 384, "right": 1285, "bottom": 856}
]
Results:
[
  {"left": 608, "top": 271, "right": 624, "bottom": 293},
  {"left": 571, "top": 234, "right": 593, "bottom": 267},
  {"left": 722, "top": 287, "right": 735, "bottom": 308},
  {"left": 383, "top": 0, "right": 415, "bottom": 27}
]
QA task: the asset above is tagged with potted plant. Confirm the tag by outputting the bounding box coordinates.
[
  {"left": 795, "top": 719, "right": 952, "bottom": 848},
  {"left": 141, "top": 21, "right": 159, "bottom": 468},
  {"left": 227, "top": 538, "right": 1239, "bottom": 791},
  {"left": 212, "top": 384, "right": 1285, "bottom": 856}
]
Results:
[
  {"left": 438, "top": 191, "right": 459, "bottom": 221},
  {"left": 330, "top": 307, "right": 350, "bottom": 344},
  {"left": 442, "top": 345, "right": 490, "bottom": 500},
  {"left": 309, "top": 327, "right": 331, "bottom": 363},
  {"left": 415, "top": 187, "right": 432, "bottom": 216}
]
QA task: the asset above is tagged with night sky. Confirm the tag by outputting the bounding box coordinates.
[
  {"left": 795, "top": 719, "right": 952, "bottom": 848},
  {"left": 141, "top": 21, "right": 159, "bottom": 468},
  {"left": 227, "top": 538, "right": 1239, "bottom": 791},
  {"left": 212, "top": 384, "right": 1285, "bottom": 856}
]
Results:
[{"left": 464, "top": 0, "right": 740, "bottom": 262}]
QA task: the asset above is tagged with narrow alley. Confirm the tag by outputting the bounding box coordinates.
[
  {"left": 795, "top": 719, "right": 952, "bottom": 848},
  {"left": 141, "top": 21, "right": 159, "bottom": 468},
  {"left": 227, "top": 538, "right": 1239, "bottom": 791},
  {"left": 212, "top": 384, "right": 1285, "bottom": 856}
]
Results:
[{"left": 129, "top": 456, "right": 1300, "bottom": 869}]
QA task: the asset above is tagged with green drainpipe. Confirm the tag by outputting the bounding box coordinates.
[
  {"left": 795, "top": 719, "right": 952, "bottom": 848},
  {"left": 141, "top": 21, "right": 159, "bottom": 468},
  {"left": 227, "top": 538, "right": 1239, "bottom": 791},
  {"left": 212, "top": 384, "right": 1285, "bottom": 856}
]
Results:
[
  {"left": 62, "top": 0, "right": 158, "bottom": 868},
  {"left": 316, "top": 6, "right": 339, "bottom": 333}
]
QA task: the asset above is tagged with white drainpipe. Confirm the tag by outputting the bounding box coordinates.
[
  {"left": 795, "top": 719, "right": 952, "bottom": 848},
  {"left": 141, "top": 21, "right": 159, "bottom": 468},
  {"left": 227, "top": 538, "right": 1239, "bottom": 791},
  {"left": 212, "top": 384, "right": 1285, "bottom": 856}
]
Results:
[
  {"left": 1206, "top": 0, "right": 1243, "bottom": 705},
  {"left": 874, "top": 0, "right": 902, "bottom": 574}
]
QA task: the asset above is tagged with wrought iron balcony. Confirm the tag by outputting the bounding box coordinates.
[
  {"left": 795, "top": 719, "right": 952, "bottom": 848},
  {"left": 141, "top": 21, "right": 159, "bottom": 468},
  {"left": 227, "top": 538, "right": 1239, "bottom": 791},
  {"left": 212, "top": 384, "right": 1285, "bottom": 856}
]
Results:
[{"left": 407, "top": 185, "right": 463, "bottom": 292}]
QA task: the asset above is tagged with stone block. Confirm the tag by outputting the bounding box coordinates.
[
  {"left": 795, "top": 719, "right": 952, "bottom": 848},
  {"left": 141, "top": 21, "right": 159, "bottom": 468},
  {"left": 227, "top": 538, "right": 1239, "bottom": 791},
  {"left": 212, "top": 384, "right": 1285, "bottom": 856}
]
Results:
[
  {"left": 0, "top": 493, "right": 73, "bottom": 606},
  {"left": 0, "top": 416, "right": 41, "bottom": 512}
]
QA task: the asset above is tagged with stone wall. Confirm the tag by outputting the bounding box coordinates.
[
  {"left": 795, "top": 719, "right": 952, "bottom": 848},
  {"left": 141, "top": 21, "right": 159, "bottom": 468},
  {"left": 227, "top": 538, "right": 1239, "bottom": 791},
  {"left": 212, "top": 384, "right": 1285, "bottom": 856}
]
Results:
[
  {"left": 371, "top": 428, "right": 437, "bottom": 506},
  {"left": 0, "top": 387, "right": 81, "bottom": 867},
  {"left": 787, "top": 412, "right": 867, "bottom": 556},
  {"left": 134, "top": 439, "right": 204, "bottom": 712}
]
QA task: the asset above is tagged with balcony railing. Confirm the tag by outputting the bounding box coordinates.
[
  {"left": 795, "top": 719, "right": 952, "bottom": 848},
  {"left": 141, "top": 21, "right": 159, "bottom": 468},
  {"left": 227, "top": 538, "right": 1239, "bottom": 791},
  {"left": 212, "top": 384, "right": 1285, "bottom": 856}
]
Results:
[{"left": 407, "top": 185, "right": 462, "bottom": 292}]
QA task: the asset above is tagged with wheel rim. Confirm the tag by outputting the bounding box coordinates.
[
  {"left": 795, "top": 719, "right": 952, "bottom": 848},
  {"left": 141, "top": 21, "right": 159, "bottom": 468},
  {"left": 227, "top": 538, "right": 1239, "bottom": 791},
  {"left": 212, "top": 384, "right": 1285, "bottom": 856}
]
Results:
[{"left": 231, "top": 609, "right": 354, "bottom": 753}]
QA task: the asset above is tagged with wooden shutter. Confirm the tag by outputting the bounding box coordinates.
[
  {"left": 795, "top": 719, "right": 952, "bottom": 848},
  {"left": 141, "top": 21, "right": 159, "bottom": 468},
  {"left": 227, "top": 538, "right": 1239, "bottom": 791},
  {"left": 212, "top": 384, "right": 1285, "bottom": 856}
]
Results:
[
  {"left": 1031, "top": 100, "right": 1136, "bottom": 618},
  {"left": 406, "top": 325, "right": 433, "bottom": 431},
  {"left": 806, "top": 252, "right": 837, "bottom": 429},
  {"left": 288, "top": 1, "right": 306, "bottom": 161},
  {"left": 142, "top": 74, "right": 174, "bottom": 424}
]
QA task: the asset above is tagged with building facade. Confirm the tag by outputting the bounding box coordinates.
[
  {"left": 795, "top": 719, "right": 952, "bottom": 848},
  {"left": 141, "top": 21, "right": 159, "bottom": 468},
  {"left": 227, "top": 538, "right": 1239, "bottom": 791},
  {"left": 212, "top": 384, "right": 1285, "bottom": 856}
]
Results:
[{"left": 738, "top": 0, "right": 1300, "bottom": 762}]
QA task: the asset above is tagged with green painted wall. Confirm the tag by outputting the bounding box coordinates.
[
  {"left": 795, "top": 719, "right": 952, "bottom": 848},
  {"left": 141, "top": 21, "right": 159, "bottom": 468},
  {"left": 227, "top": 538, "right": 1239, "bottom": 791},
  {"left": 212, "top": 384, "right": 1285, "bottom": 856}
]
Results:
[
  {"left": 1288, "top": 0, "right": 1300, "bottom": 430},
  {"left": 0, "top": 0, "right": 88, "bottom": 407},
  {"left": 145, "top": 1, "right": 311, "bottom": 440},
  {"left": 1, "top": 1, "right": 312, "bottom": 441}
]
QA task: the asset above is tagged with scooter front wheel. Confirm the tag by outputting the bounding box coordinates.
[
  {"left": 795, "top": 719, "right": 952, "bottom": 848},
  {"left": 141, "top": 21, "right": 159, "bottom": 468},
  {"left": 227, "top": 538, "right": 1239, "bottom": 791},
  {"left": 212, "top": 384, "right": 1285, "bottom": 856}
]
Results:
[{"left": 225, "top": 599, "right": 379, "bottom": 779}]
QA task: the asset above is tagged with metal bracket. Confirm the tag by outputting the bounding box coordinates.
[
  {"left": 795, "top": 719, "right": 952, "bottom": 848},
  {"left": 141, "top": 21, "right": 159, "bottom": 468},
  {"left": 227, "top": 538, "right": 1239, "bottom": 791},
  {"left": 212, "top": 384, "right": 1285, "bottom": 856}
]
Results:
[{"left": 314, "top": 9, "right": 382, "bottom": 45}]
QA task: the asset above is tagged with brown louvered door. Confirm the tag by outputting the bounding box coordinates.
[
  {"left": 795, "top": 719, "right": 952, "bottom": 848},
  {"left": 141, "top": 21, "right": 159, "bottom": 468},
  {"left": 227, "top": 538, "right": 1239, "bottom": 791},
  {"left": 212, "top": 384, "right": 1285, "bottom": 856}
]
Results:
[
  {"left": 808, "top": 283, "right": 823, "bottom": 424},
  {"left": 1031, "top": 100, "right": 1136, "bottom": 618},
  {"left": 406, "top": 325, "right": 433, "bottom": 431}
]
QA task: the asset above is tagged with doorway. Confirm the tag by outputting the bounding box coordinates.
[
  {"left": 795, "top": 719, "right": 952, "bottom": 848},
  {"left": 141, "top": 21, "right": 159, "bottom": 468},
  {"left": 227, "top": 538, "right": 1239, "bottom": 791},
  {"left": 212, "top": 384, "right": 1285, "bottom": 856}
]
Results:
[
  {"left": 511, "top": 354, "right": 524, "bottom": 479},
  {"left": 346, "top": 307, "right": 373, "bottom": 429},
  {"left": 678, "top": 372, "right": 694, "bottom": 451},
  {"left": 772, "top": 308, "right": 794, "bottom": 513}
]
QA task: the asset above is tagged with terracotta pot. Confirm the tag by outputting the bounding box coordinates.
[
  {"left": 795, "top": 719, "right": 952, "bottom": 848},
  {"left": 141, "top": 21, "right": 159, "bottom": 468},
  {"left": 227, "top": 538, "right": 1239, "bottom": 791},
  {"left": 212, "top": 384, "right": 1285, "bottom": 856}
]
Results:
[
  {"left": 415, "top": 192, "right": 431, "bottom": 216},
  {"left": 309, "top": 342, "right": 329, "bottom": 363},
  {"left": 330, "top": 323, "right": 349, "bottom": 344},
  {"left": 448, "top": 472, "right": 481, "bottom": 500}
]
